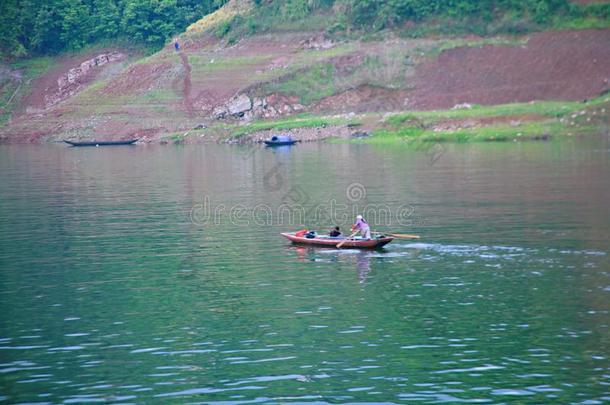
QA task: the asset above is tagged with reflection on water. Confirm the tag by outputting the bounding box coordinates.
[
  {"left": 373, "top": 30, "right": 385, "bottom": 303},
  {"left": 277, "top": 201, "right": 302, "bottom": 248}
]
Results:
[
  {"left": 0, "top": 140, "right": 609, "bottom": 403},
  {"left": 291, "top": 246, "right": 374, "bottom": 283}
]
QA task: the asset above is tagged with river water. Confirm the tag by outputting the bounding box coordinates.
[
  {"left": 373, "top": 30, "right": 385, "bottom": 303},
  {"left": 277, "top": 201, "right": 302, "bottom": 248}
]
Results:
[{"left": 0, "top": 140, "right": 609, "bottom": 404}]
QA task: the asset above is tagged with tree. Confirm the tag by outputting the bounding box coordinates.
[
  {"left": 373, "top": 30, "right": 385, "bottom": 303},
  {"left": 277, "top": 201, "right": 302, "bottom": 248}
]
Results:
[
  {"left": 31, "top": 2, "right": 65, "bottom": 54},
  {"left": 91, "top": 0, "right": 121, "bottom": 39},
  {"left": 0, "top": 0, "right": 27, "bottom": 57},
  {"left": 60, "top": 0, "right": 93, "bottom": 50}
]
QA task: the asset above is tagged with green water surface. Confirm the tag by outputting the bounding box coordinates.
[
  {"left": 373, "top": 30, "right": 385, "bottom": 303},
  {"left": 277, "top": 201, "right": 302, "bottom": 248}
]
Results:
[{"left": 0, "top": 140, "right": 609, "bottom": 403}]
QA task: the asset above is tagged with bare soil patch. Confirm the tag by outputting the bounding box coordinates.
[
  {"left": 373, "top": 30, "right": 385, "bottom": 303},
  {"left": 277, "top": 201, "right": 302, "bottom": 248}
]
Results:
[
  {"left": 410, "top": 29, "right": 610, "bottom": 110},
  {"left": 101, "top": 62, "right": 173, "bottom": 96},
  {"left": 313, "top": 85, "right": 409, "bottom": 113}
]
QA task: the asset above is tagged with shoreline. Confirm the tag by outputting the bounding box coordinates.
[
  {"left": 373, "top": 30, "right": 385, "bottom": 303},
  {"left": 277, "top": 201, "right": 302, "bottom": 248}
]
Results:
[
  {"left": 159, "top": 96, "right": 610, "bottom": 145},
  {"left": 1, "top": 96, "right": 607, "bottom": 145}
]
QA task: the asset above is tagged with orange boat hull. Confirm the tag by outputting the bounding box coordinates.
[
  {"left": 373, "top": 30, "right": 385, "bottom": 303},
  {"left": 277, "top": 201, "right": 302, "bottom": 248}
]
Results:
[{"left": 281, "top": 232, "right": 393, "bottom": 249}]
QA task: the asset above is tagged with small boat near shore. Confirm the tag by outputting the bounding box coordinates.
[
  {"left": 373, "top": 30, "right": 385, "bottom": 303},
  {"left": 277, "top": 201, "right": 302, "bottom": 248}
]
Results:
[
  {"left": 281, "top": 231, "right": 394, "bottom": 249},
  {"left": 264, "top": 135, "right": 298, "bottom": 146},
  {"left": 64, "top": 139, "right": 138, "bottom": 147}
]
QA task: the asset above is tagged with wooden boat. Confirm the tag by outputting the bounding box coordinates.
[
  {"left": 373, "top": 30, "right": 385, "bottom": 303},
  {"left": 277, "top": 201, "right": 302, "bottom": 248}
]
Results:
[
  {"left": 281, "top": 232, "right": 393, "bottom": 249},
  {"left": 264, "top": 135, "right": 298, "bottom": 146},
  {"left": 64, "top": 139, "right": 138, "bottom": 147}
]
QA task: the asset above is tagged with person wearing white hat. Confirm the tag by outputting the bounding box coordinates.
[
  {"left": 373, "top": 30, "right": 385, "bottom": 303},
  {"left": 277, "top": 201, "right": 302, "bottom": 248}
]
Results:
[{"left": 351, "top": 215, "right": 371, "bottom": 239}]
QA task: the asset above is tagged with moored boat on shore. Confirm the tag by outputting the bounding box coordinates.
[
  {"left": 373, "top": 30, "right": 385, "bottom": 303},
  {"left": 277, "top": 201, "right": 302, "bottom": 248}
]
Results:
[
  {"left": 64, "top": 139, "right": 138, "bottom": 147},
  {"left": 264, "top": 135, "right": 298, "bottom": 146}
]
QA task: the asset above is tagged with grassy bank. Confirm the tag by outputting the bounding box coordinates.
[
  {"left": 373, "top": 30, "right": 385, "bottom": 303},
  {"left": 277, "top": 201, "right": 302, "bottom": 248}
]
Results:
[
  {"left": 367, "top": 97, "right": 609, "bottom": 144},
  {"left": 211, "top": 96, "right": 609, "bottom": 145}
]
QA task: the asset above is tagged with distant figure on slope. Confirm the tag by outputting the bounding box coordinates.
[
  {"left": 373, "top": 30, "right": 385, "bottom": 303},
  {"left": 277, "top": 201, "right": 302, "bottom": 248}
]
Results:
[
  {"left": 174, "top": 39, "right": 180, "bottom": 51},
  {"left": 352, "top": 215, "right": 371, "bottom": 239},
  {"left": 329, "top": 226, "right": 342, "bottom": 237}
]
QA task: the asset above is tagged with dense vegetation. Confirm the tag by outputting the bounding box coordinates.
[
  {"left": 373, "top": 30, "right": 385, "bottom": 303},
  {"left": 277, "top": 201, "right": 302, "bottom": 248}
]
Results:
[
  {"left": 223, "top": 0, "right": 609, "bottom": 39},
  {"left": 1, "top": 0, "right": 608, "bottom": 60},
  {"left": 341, "top": 0, "right": 571, "bottom": 28},
  {"left": 0, "top": 0, "right": 227, "bottom": 59}
]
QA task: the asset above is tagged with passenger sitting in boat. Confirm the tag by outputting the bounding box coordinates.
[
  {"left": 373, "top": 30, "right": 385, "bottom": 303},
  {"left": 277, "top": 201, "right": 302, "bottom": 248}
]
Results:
[
  {"left": 295, "top": 229, "right": 308, "bottom": 237},
  {"left": 351, "top": 215, "right": 371, "bottom": 239},
  {"left": 329, "top": 226, "right": 341, "bottom": 237}
]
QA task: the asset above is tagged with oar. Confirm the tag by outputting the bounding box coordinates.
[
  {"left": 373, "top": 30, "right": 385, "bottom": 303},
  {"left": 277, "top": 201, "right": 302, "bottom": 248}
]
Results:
[
  {"left": 387, "top": 232, "right": 420, "bottom": 239},
  {"left": 373, "top": 231, "right": 420, "bottom": 239},
  {"left": 337, "top": 230, "right": 359, "bottom": 248}
]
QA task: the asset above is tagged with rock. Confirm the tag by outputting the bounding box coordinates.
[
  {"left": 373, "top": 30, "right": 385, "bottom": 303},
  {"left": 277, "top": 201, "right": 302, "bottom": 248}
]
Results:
[
  {"left": 227, "top": 94, "right": 252, "bottom": 116},
  {"left": 264, "top": 106, "right": 278, "bottom": 118},
  {"left": 510, "top": 120, "right": 521, "bottom": 127},
  {"left": 213, "top": 105, "right": 228, "bottom": 119},
  {"left": 452, "top": 103, "right": 472, "bottom": 110},
  {"left": 194, "top": 124, "right": 206, "bottom": 130},
  {"left": 243, "top": 110, "right": 254, "bottom": 121}
]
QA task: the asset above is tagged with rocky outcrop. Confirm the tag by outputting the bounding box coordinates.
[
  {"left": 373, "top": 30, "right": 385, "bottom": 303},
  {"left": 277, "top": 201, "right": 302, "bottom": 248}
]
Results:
[
  {"left": 227, "top": 93, "right": 252, "bottom": 116},
  {"left": 300, "top": 34, "right": 334, "bottom": 50},
  {"left": 211, "top": 93, "right": 305, "bottom": 121},
  {"left": 45, "top": 52, "right": 126, "bottom": 107}
]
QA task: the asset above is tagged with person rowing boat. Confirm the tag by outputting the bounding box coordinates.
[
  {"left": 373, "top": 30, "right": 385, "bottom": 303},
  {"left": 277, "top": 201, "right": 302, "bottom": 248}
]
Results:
[{"left": 351, "top": 215, "right": 371, "bottom": 240}]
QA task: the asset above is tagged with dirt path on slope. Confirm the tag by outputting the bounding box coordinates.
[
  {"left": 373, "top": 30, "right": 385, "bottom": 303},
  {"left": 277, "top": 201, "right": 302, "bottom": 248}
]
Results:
[{"left": 179, "top": 52, "right": 194, "bottom": 118}]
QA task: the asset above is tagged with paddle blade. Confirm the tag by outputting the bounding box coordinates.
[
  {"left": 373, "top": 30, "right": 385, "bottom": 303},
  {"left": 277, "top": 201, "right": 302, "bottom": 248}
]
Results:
[{"left": 389, "top": 233, "right": 420, "bottom": 239}]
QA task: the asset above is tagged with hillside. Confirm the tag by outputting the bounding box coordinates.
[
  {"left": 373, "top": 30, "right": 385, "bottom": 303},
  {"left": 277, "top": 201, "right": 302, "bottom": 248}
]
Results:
[{"left": 0, "top": 0, "right": 609, "bottom": 144}]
